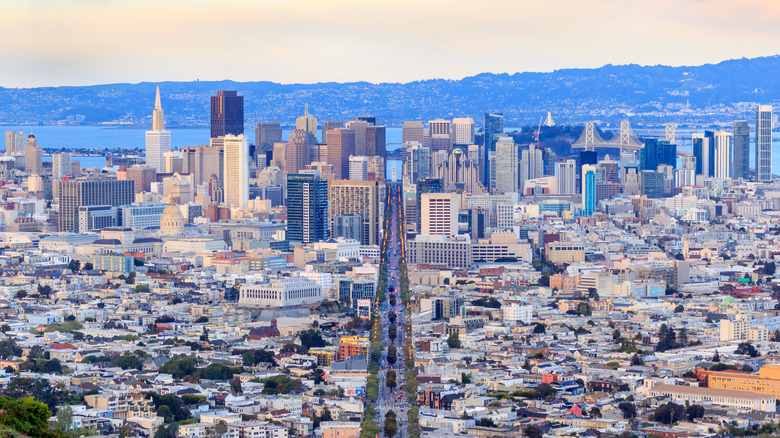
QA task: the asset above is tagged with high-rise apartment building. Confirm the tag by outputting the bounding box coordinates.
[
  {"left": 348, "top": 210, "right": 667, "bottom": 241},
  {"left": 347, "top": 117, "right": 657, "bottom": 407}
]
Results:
[
  {"left": 713, "top": 131, "right": 733, "bottom": 180},
  {"left": 581, "top": 164, "right": 597, "bottom": 216},
  {"left": 403, "top": 142, "right": 430, "bottom": 184},
  {"left": 24, "top": 134, "right": 42, "bottom": 175},
  {"left": 223, "top": 134, "right": 249, "bottom": 208},
  {"left": 421, "top": 192, "right": 458, "bottom": 236},
  {"left": 285, "top": 129, "right": 313, "bottom": 175},
  {"left": 58, "top": 179, "right": 135, "bottom": 233},
  {"left": 329, "top": 179, "right": 380, "bottom": 245},
  {"left": 733, "top": 120, "right": 750, "bottom": 180},
  {"left": 52, "top": 152, "right": 71, "bottom": 180},
  {"left": 287, "top": 172, "right": 329, "bottom": 244},
  {"left": 483, "top": 113, "right": 504, "bottom": 186},
  {"left": 210, "top": 91, "right": 244, "bottom": 139},
  {"left": 556, "top": 159, "right": 576, "bottom": 195},
  {"left": 145, "top": 86, "right": 171, "bottom": 172},
  {"left": 756, "top": 105, "right": 773, "bottom": 182},
  {"left": 452, "top": 118, "right": 475, "bottom": 146},
  {"left": 326, "top": 128, "right": 356, "bottom": 180},
  {"left": 494, "top": 137, "right": 518, "bottom": 194},
  {"left": 429, "top": 119, "right": 452, "bottom": 152},
  {"left": 296, "top": 104, "right": 318, "bottom": 142}
]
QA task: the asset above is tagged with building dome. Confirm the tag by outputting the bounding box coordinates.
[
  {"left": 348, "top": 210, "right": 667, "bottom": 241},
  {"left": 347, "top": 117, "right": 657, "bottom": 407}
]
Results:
[{"left": 160, "top": 203, "right": 185, "bottom": 235}]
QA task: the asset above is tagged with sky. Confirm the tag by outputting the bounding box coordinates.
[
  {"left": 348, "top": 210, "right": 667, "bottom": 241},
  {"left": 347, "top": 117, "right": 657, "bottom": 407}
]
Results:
[{"left": 0, "top": 0, "right": 778, "bottom": 88}]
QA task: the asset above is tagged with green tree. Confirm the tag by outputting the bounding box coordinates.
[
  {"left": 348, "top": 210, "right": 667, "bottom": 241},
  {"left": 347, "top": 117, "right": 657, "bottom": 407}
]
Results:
[
  {"left": 447, "top": 332, "right": 461, "bottom": 349},
  {"left": 654, "top": 402, "right": 685, "bottom": 424},
  {"left": 67, "top": 260, "right": 80, "bottom": 272},
  {"left": 618, "top": 402, "right": 636, "bottom": 419},
  {"left": 735, "top": 342, "right": 760, "bottom": 357},
  {"left": 523, "top": 425, "right": 543, "bottom": 438},
  {"left": 114, "top": 354, "right": 142, "bottom": 370},
  {"left": 384, "top": 411, "right": 398, "bottom": 438},
  {"left": 589, "top": 406, "right": 602, "bottom": 418},
  {"left": 52, "top": 404, "right": 73, "bottom": 432},
  {"left": 230, "top": 378, "right": 242, "bottom": 394}
]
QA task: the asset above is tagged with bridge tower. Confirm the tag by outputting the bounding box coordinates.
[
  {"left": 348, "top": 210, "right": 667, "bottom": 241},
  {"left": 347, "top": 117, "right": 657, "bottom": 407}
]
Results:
[
  {"left": 584, "top": 122, "right": 596, "bottom": 150},
  {"left": 665, "top": 122, "right": 676, "bottom": 144},
  {"left": 619, "top": 119, "right": 631, "bottom": 147}
]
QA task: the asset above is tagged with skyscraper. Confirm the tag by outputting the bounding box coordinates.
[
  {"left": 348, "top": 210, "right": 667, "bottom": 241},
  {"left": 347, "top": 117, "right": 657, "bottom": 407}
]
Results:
[
  {"left": 326, "top": 128, "right": 356, "bottom": 179},
  {"left": 641, "top": 139, "right": 676, "bottom": 171},
  {"left": 519, "top": 143, "right": 543, "bottom": 194},
  {"left": 223, "top": 134, "right": 249, "bottom": 208},
  {"left": 329, "top": 179, "right": 380, "bottom": 245},
  {"left": 733, "top": 120, "right": 750, "bottom": 180},
  {"left": 145, "top": 86, "right": 171, "bottom": 172},
  {"left": 494, "top": 137, "right": 518, "bottom": 194},
  {"left": 429, "top": 119, "right": 452, "bottom": 152},
  {"left": 556, "top": 159, "right": 576, "bottom": 195},
  {"left": 416, "top": 178, "right": 444, "bottom": 233},
  {"left": 24, "top": 134, "right": 42, "bottom": 175},
  {"left": 704, "top": 130, "right": 716, "bottom": 176},
  {"left": 58, "top": 179, "right": 135, "bottom": 233},
  {"left": 403, "top": 142, "right": 430, "bottom": 184},
  {"left": 348, "top": 156, "right": 368, "bottom": 181},
  {"left": 483, "top": 113, "right": 504, "bottom": 185},
  {"left": 346, "top": 120, "right": 368, "bottom": 156},
  {"left": 5, "top": 130, "right": 23, "bottom": 156},
  {"left": 420, "top": 192, "right": 458, "bottom": 236},
  {"left": 402, "top": 121, "right": 425, "bottom": 145},
  {"left": 581, "top": 164, "right": 597, "bottom": 216},
  {"left": 692, "top": 133, "right": 710, "bottom": 177},
  {"left": 322, "top": 121, "right": 343, "bottom": 144},
  {"left": 210, "top": 91, "right": 244, "bottom": 139},
  {"left": 452, "top": 118, "right": 475, "bottom": 146},
  {"left": 365, "top": 125, "right": 386, "bottom": 159},
  {"left": 296, "top": 104, "right": 318, "bottom": 142},
  {"left": 756, "top": 105, "right": 773, "bottom": 182},
  {"left": 52, "top": 153, "right": 71, "bottom": 180},
  {"left": 287, "top": 172, "right": 329, "bottom": 244},
  {"left": 285, "top": 129, "right": 313, "bottom": 175},
  {"left": 713, "top": 131, "right": 733, "bottom": 180}
]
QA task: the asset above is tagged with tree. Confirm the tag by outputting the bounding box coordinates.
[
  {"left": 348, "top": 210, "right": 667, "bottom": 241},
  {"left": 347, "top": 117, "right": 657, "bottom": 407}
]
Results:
[
  {"left": 533, "top": 323, "right": 546, "bottom": 334},
  {"left": 153, "top": 426, "right": 169, "bottom": 438},
  {"left": 655, "top": 323, "right": 677, "bottom": 352},
  {"left": 53, "top": 404, "right": 73, "bottom": 432},
  {"left": 387, "top": 344, "right": 397, "bottom": 365},
  {"left": 678, "top": 328, "right": 689, "bottom": 347},
  {"left": 654, "top": 402, "right": 685, "bottom": 424},
  {"left": 686, "top": 404, "right": 705, "bottom": 421},
  {"left": 618, "top": 402, "right": 636, "bottom": 419},
  {"left": 476, "top": 418, "right": 497, "bottom": 427},
  {"left": 114, "top": 354, "right": 142, "bottom": 370},
  {"left": 735, "top": 342, "right": 760, "bottom": 357},
  {"left": 120, "top": 424, "right": 134, "bottom": 437},
  {"left": 15, "top": 290, "right": 27, "bottom": 299},
  {"left": 612, "top": 328, "right": 621, "bottom": 341},
  {"left": 299, "top": 329, "right": 326, "bottom": 349},
  {"left": 523, "top": 425, "right": 543, "bottom": 438},
  {"left": 534, "top": 383, "right": 556, "bottom": 399},
  {"left": 674, "top": 304, "right": 684, "bottom": 313},
  {"left": 67, "top": 260, "right": 80, "bottom": 272},
  {"left": 765, "top": 261, "right": 776, "bottom": 276},
  {"left": 712, "top": 350, "right": 721, "bottom": 362},
  {"left": 230, "top": 378, "right": 242, "bottom": 394},
  {"left": 83, "top": 262, "right": 94, "bottom": 271},
  {"left": 384, "top": 411, "right": 398, "bottom": 438},
  {"left": 589, "top": 406, "right": 602, "bottom": 418},
  {"left": 447, "top": 332, "right": 461, "bottom": 349},
  {"left": 630, "top": 353, "right": 644, "bottom": 366}
]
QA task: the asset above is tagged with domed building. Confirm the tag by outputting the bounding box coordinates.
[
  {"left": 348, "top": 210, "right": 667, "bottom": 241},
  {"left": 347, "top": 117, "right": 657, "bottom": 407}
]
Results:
[{"left": 160, "top": 203, "right": 185, "bottom": 235}]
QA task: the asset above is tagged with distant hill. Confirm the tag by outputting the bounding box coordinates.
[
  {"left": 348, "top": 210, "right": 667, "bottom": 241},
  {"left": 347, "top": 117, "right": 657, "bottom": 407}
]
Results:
[{"left": 1, "top": 55, "right": 779, "bottom": 128}]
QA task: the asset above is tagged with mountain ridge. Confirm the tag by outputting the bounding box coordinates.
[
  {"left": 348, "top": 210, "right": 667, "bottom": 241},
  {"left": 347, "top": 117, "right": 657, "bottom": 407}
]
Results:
[{"left": 1, "top": 55, "right": 779, "bottom": 128}]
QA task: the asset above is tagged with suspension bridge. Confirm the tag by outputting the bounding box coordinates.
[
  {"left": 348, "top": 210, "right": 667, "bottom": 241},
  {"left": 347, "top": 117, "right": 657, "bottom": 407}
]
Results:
[{"left": 571, "top": 120, "right": 691, "bottom": 157}]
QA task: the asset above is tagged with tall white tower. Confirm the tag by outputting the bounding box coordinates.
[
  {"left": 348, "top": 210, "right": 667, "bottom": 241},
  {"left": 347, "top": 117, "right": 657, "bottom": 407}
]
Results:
[
  {"left": 756, "top": 105, "right": 773, "bottom": 182},
  {"left": 223, "top": 134, "right": 249, "bottom": 208},
  {"left": 145, "top": 86, "right": 171, "bottom": 173}
]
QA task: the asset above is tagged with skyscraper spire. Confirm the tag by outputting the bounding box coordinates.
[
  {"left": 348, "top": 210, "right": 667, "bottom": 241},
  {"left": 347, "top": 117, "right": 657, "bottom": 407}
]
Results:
[{"left": 152, "top": 85, "right": 165, "bottom": 131}]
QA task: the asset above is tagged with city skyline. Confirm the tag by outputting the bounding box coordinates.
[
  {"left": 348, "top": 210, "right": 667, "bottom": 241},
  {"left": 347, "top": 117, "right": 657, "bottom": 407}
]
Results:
[{"left": 0, "top": 0, "right": 779, "bottom": 87}]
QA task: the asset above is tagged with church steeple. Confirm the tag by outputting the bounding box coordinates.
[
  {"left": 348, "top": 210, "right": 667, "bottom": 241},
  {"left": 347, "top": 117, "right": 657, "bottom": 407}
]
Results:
[{"left": 152, "top": 86, "right": 165, "bottom": 131}]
